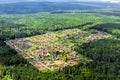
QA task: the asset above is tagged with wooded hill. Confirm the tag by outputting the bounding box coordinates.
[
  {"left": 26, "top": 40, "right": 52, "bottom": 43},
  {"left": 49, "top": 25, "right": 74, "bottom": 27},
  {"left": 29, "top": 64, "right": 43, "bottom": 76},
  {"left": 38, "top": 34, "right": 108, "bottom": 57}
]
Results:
[{"left": 0, "top": 2, "right": 120, "bottom": 14}]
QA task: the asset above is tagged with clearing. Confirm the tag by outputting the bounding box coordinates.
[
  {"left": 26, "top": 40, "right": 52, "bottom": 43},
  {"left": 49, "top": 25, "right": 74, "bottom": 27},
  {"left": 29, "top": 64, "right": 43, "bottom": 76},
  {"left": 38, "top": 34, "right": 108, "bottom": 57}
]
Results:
[{"left": 6, "top": 28, "right": 111, "bottom": 71}]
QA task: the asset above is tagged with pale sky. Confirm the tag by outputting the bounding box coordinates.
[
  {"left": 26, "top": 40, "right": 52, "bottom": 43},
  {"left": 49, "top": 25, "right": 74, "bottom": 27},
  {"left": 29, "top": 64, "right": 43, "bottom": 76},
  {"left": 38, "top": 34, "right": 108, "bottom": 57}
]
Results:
[{"left": 0, "top": 0, "right": 120, "bottom": 4}]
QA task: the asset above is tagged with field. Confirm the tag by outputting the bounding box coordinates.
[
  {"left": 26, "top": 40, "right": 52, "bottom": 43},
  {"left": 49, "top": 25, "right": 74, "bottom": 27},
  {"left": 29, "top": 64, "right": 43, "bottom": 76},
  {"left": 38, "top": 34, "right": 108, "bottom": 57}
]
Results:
[{"left": 0, "top": 2, "right": 120, "bottom": 80}]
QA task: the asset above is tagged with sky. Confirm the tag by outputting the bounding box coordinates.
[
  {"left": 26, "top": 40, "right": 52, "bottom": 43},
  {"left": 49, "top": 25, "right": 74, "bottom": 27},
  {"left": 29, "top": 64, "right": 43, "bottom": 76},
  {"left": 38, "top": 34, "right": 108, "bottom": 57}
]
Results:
[{"left": 0, "top": 0, "right": 120, "bottom": 4}]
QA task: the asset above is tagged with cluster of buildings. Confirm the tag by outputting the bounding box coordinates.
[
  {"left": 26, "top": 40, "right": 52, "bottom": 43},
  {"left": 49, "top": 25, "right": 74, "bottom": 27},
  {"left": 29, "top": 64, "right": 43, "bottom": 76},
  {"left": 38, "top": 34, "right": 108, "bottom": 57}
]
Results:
[{"left": 5, "top": 29, "right": 111, "bottom": 71}]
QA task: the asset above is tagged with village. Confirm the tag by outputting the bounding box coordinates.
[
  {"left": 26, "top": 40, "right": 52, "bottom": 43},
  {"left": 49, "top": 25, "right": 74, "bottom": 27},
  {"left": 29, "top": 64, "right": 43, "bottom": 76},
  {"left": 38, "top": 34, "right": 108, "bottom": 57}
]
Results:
[{"left": 6, "top": 28, "right": 111, "bottom": 71}]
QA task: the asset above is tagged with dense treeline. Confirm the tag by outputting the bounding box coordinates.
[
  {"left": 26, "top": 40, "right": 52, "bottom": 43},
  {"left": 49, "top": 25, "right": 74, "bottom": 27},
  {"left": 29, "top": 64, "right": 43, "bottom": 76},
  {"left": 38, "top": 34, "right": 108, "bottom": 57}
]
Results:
[
  {"left": 0, "top": 21, "right": 92, "bottom": 40},
  {"left": 1, "top": 62, "right": 93, "bottom": 80},
  {"left": 0, "top": 12, "right": 120, "bottom": 40},
  {"left": 91, "top": 23, "right": 120, "bottom": 38},
  {"left": 76, "top": 39, "right": 120, "bottom": 80},
  {"left": 0, "top": 13, "right": 96, "bottom": 40}
]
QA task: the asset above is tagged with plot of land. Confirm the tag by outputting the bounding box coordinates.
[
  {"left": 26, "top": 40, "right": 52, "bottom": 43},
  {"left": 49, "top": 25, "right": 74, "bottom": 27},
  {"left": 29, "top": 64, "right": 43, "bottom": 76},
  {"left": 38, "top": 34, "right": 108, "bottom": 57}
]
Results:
[{"left": 6, "top": 28, "right": 111, "bottom": 71}]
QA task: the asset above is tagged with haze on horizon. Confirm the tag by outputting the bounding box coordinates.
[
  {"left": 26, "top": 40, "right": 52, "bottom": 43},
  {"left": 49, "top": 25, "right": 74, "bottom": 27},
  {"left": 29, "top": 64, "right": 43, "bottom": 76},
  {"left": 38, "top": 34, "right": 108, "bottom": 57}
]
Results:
[{"left": 0, "top": 0, "right": 120, "bottom": 4}]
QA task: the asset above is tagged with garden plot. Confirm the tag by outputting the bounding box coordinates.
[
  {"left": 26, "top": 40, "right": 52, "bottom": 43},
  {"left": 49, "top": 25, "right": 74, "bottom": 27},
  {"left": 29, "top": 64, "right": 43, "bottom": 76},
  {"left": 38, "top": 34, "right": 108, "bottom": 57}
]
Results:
[{"left": 6, "top": 28, "right": 111, "bottom": 71}]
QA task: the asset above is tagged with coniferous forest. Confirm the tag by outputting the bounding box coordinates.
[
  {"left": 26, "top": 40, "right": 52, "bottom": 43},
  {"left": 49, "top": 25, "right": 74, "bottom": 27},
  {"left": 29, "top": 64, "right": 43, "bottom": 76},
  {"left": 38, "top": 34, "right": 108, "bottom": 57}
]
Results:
[{"left": 0, "top": 1, "right": 120, "bottom": 80}]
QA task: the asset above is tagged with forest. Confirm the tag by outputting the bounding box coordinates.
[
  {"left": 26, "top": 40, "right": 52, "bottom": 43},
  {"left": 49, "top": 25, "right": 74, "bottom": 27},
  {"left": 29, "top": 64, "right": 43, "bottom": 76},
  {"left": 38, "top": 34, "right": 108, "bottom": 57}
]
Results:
[
  {"left": 0, "top": 1, "right": 120, "bottom": 80},
  {"left": 0, "top": 2, "right": 106, "bottom": 14}
]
